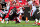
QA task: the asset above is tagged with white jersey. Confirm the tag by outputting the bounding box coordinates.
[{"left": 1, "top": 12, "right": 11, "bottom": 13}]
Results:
[
  {"left": 17, "top": 7, "right": 24, "bottom": 14},
  {"left": 6, "top": 2, "right": 10, "bottom": 10},
  {"left": 19, "top": 7, "right": 24, "bottom": 13},
  {"left": 28, "top": 1, "right": 36, "bottom": 9},
  {"left": 4, "top": 2, "right": 10, "bottom": 14},
  {"left": 0, "top": 2, "right": 10, "bottom": 17},
  {"left": 28, "top": 1, "right": 36, "bottom": 16},
  {"left": 19, "top": 7, "right": 24, "bottom": 15},
  {"left": 28, "top": 1, "right": 33, "bottom": 5}
]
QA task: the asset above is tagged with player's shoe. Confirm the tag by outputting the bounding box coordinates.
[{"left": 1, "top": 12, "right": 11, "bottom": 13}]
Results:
[
  {"left": 1, "top": 19, "right": 4, "bottom": 23},
  {"left": 34, "top": 22, "right": 37, "bottom": 24},
  {"left": 6, "top": 21, "right": 9, "bottom": 24},
  {"left": 1, "top": 21, "right": 4, "bottom": 23},
  {"left": 34, "top": 19, "right": 38, "bottom": 24},
  {"left": 25, "top": 20, "right": 29, "bottom": 23}
]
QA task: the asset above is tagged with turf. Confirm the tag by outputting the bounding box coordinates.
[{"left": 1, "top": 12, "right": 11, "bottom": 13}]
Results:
[{"left": 0, "top": 21, "right": 40, "bottom": 27}]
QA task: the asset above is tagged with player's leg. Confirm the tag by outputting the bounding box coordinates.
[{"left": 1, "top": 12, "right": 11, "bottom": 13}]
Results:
[
  {"left": 39, "top": 18, "right": 40, "bottom": 23},
  {"left": 35, "top": 18, "right": 38, "bottom": 24},
  {"left": 0, "top": 13, "right": 5, "bottom": 23},
  {"left": 18, "top": 7, "right": 24, "bottom": 23},
  {"left": 18, "top": 13, "right": 22, "bottom": 23},
  {"left": 38, "top": 6, "right": 40, "bottom": 25},
  {"left": 17, "top": 13, "right": 23, "bottom": 23},
  {"left": 1, "top": 14, "right": 6, "bottom": 23},
  {"left": 15, "top": 12, "right": 20, "bottom": 24},
  {"left": 5, "top": 18, "right": 9, "bottom": 24},
  {"left": 5, "top": 11, "right": 9, "bottom": 24},
  {"left": 30, "top": 7, "right": 38, "bottom": 24},
  {"left": 6, "top": 12, "right": 13, "bottom": 24},
  {"left": 33, "top": 8, "right": 38, "bottom": 24},
  {"left": 0, "top": 9, "right": 5, "bottom": 23}
]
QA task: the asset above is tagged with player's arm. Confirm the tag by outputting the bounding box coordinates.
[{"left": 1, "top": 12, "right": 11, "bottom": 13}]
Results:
[
  {"left": 28, "top": 1, "right": 32, "bottom": 10},
  {"left": 29, "top": 5, "right": 32, "bottom": 10}
]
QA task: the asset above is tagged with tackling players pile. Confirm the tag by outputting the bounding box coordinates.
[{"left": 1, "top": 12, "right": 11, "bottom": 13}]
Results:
[{"left": 0, "top": 0, "right": 39, "bottom": 25}]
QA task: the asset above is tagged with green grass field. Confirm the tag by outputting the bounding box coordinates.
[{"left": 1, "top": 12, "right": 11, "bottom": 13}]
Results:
[{"left": 0, "top": 21, "right": 40, "bottom": 27}]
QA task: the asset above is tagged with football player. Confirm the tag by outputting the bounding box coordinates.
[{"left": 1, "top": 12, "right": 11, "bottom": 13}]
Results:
[{"left": 28, "top": 0, "right": 38, "bottom": 24}]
